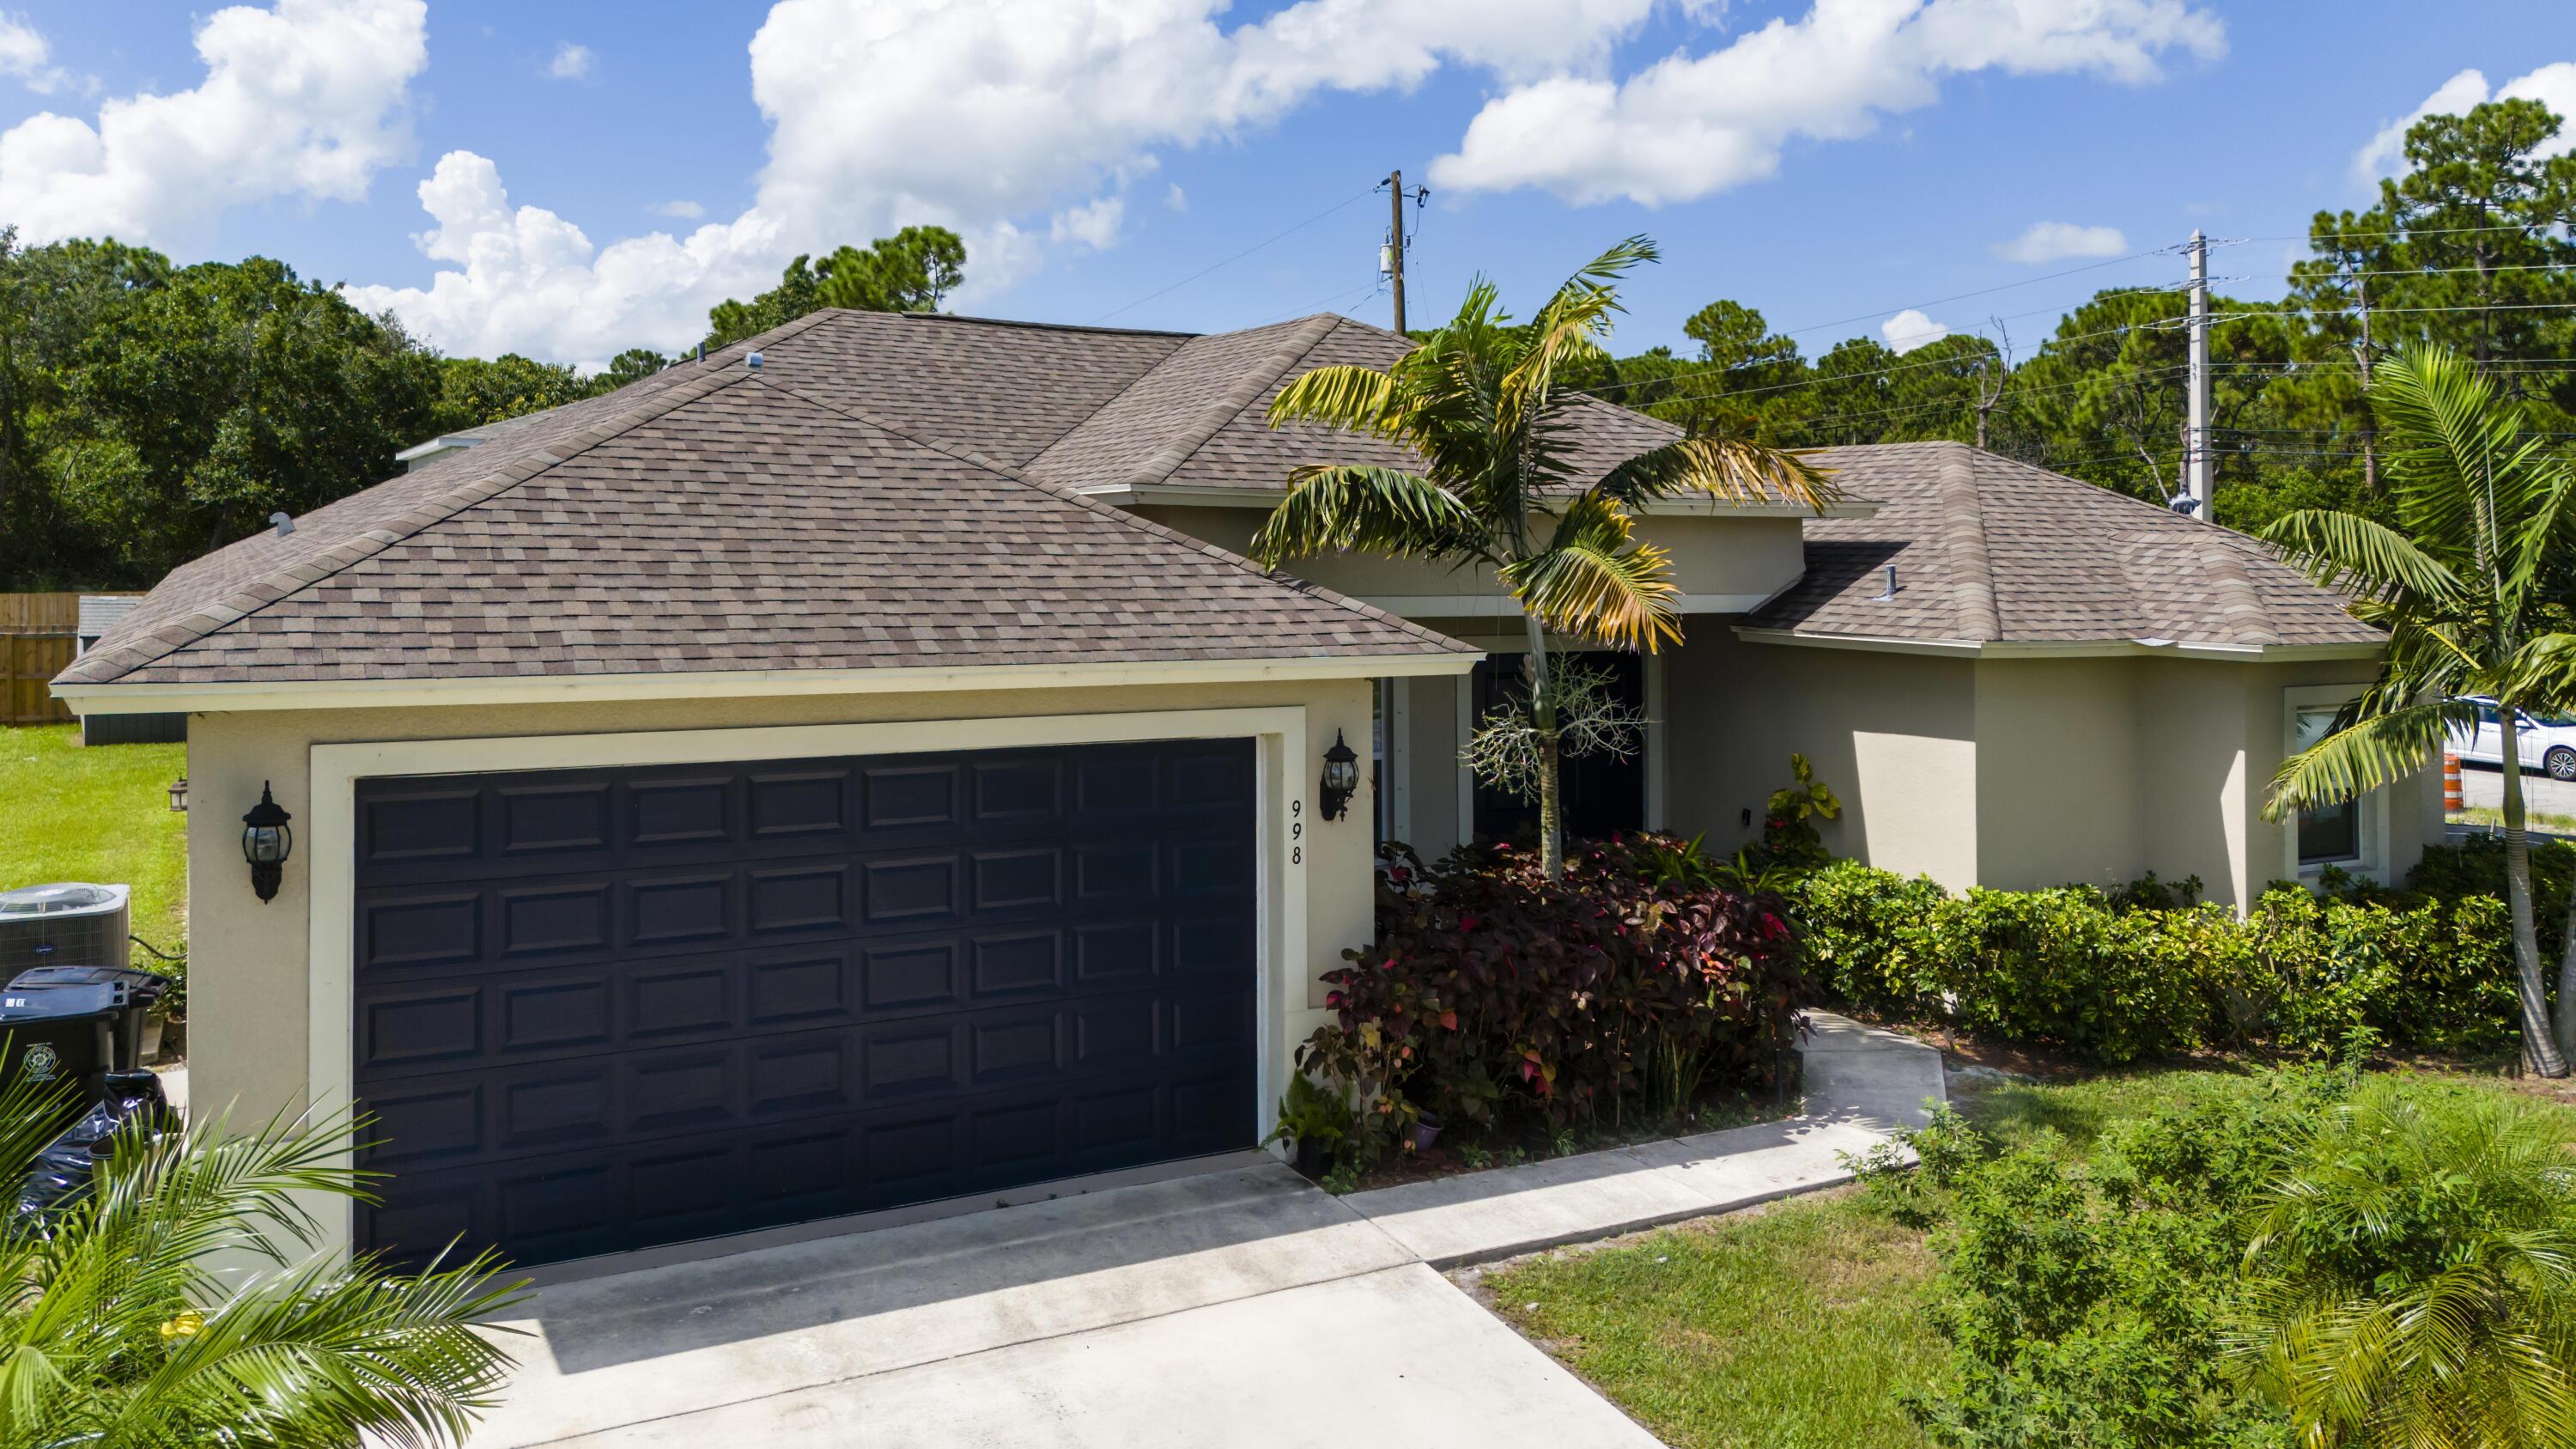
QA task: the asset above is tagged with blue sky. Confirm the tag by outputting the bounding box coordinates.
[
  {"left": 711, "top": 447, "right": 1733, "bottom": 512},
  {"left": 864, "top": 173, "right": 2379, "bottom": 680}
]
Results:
[{"left": 2, "top": 1, "right": 2572, "bottom": 367}]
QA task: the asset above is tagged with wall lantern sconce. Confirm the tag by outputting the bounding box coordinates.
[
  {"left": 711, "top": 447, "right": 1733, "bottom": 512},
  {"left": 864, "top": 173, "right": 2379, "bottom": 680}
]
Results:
[
  {"left": 241, "top": 782, "right": 293, "bottom": 904},
  {"left": 1318, "top": 730, "right": 1361, "bottom": 822},
  {"left": 167, "top": 776, "right": 188, "bottom": 813}
]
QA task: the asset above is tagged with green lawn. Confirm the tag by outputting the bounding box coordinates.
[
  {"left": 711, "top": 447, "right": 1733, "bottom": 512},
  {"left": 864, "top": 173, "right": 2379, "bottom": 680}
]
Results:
[
  {"left": 1485, "top": 1190, "right": 1947, "bottom": 1449},
  {"left": 0, "top": 723, "right": 187, "bottom": 965},
  {"left": 1480, "top": 1064, "right": 2542, "bottom": 1448}
]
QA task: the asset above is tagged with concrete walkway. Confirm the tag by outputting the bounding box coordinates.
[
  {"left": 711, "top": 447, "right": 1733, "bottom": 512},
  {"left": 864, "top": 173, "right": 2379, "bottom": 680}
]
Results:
[
  {"left": 468, "top": 1011, "right": 1941, "bottom": 1448},
  {"left": 1344, "top": 1011, "right": 1943, "bottom": 1265}
]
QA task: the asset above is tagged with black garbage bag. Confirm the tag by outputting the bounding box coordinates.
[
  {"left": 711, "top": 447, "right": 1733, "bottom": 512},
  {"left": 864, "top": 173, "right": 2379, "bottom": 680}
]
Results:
[{"left": 15, "top": 1069, "right": 174, "bottom": 1225}]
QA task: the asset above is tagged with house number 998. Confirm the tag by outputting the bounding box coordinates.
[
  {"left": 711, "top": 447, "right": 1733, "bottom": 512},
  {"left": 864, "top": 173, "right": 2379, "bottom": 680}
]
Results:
[{"left": 1290, "top": 800, "right": 1303, "bottom": 866}]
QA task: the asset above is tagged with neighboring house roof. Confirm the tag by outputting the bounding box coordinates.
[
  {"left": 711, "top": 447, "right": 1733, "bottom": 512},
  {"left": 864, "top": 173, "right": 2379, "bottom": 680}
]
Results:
[
  {"left": 75, "top": 594, "right": 143, "bottom": 643},
  {"left": 1743, "top": 441, "right": 2383, "bottom": 654},
  {"left": 58, "top": 310, "right": 1473, "bottom": 691}
]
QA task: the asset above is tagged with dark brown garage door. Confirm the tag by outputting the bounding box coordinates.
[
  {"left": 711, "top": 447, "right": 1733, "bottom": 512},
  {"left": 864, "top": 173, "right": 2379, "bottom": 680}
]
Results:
[{"left": 348, "top": 739, "right": 1259, "bottom": 1270}]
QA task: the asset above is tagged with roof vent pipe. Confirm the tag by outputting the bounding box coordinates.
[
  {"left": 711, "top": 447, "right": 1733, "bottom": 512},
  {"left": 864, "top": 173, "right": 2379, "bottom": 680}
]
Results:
[
  {"left": 745, "top": 350, "right": 764, "bottom": 372},
  {"left": 1868, "top": 564, "right": 1896, "bottom": 601},
  {"left": 269, "top": 511, "right": 295, "bottom": 539}
]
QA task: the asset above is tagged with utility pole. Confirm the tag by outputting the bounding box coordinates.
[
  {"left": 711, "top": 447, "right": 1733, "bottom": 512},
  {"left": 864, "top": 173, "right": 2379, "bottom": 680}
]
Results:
[
  {"left": 2184, "top": 228, "right": 2212, "bottom": 515},
  {"left": 2352, "top": 268, "right": 2379, "bottom": 493},
  {"left": 1385, "top": 169, "right": 1408, "bottom": 335}
]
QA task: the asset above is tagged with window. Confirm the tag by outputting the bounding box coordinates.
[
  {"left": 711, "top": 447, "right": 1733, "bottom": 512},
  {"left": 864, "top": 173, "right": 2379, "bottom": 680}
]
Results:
[{"left": 2291, "top": 705, "right": 2362, "bottom": 865}]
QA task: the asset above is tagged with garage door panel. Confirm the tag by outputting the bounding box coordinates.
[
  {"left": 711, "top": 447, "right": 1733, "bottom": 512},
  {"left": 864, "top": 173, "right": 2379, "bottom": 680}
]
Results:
[
  {"left": 499, "top": 883, "right": 613, "bottom": 959},
  {"left": 497, "top": 783, "right": 612, "bottom": 856},
  {"left": 358, "top": 891, "right": 482, "bottom": 972},
  {"left": 748, "top": 863, "right": 848, "bottom": 935},
  {"left": 629, "top": 776, "right": 736, "bottom": 846},
  {"left": 748, "top": 769, "right": 851, "bottom": 838},
  {"left": 354, "top": 739, "right": 1259, "bottom": 1270},
  {"left": 360, "top": 786, "right": 483, "bottom": 866}
]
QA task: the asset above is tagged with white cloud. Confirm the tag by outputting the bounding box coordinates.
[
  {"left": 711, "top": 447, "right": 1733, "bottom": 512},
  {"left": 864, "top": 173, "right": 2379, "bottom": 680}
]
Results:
[
  {"left": 0, "top": 0, "right": 425, "bottom": 247},
  {"left": 1049, "top": 195, "right": 1123, "bottom": 249},
  {"left": 342, "top": 151, "right": 783, "bottom": 369},
  {"left": 549, "top": 41, "right": 593, "bottom": 81},
  {"left": 0, "top": 13, "right": 70, "bottom": 93},
  {"left": 355, "top": 0, "right": 1684, "bottom": 362},
  {"left": 1429, "top": 0, "right": 2225, "bottom": 205},
  {"left": 2354, "top": 63, "right": 2576, "bottom": 182},
  {"left": 1993, "top": 220, "right": 2128, "bottom": 264},
  {"left": 1164, "top": 181, "right": 1188, "bottom": 212},
  {"left": 650, "top": 198, "right": 705, "bottom": 219},
  {"left": 1880, "top": 307, "right": 1949, "bottom": 353}
]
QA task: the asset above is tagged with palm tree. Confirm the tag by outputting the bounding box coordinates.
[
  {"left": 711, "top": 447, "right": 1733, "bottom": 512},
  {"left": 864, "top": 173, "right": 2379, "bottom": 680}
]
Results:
[
  {"left": 1248, "top": 237, "right": 1838, "bottom": 877},
  {"left": 0, "top": 1075, "right": 522, "bottom": 1448},
  {"left": 2262, "top": 343, "right": 2576, "bottom": 1077},
  {"left": 2228, "top": 1081, "right": 2576, "bottom": 1446}
]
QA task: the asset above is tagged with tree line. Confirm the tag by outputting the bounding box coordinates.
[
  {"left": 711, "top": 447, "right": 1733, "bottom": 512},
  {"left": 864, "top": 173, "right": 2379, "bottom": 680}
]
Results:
[
  {"left": 0, "top": 227, "right": 967, "bottom": 590},
  {"left": 2, "top": 97, "right": 2566, "bottom": 593},
  {"left": 1567, "top": 97, "right": 2576, "bottom": 538}
]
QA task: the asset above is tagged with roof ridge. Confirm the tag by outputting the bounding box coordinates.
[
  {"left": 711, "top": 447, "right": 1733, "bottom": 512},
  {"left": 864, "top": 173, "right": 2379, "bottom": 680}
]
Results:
[
  {"left": 738, "top": 371, "right": 1474, "bottom": 656},
  {"left": 64, "top": 307, "right": 851, "bottom": 686},
  {"left": 1110, "top": 314, "right": 1340, "bottom": 491},
  {"left": 1934, "top": 443, "right": 2002, "bottom": 641}
]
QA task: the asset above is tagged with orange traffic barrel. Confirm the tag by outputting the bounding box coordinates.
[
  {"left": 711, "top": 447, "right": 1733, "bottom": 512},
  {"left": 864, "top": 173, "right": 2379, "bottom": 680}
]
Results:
[{"left": 2444, "top": 752, "right": 2464, "bottom": 810}]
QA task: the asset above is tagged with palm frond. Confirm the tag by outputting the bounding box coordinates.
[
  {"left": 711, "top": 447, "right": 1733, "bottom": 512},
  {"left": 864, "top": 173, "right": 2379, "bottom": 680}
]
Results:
[
  {"left": 2264, "top": 697, "right": 2467, "bottom": 815},
  {"left": 1499, "top": 236, "right": 1656, "bottom": 444},
  {"left": 1246, "top": 466, "right": 1485, "bottom": 567},
  {"left": 2259, "top": 508, "right": 2465, "bottom": 604},
  {"left": 1503, "top": 497, "right": 1679, "bottom": 650},
  {"left": 1265, "top": 363, "right": 1399, "bottom": 434},
  {"left": 1592, "top": 433, "right": 1840, "bottom": 513}
]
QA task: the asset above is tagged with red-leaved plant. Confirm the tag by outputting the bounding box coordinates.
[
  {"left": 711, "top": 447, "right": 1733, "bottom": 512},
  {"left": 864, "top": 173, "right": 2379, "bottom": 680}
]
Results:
[{"left": 1298, "top": 836, "right": 1807, "bottom": 1161}]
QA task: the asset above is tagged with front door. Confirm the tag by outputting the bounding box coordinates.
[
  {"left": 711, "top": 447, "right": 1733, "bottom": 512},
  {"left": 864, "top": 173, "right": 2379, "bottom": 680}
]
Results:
[{"left": 1467, "top": 651, "right": 1647, "bottom": 845}]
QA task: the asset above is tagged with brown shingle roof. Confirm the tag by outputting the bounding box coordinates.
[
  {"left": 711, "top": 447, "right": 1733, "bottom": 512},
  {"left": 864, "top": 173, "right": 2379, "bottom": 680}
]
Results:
[
  {"left": 1744, "top": 441, "right": 2381, "bottom": 649},
  {"left": 59, "top": 310, "right": 1469, "bottom": 689}
]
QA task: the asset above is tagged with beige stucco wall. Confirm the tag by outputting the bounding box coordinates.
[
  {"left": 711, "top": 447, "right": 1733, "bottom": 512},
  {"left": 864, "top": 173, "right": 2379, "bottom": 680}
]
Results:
[
  {"left": 1668, "top": 626, "right": 1982, "bottom": 889},
  {"left": 1649, "top": 634, "right": 2433, "bottom": 907},
  {"left": 180, "top": 678, "right": 1384, "bottom": 1131},
  {"left": 1131, "top": 505, "right": 1808, "bottom": 612}
]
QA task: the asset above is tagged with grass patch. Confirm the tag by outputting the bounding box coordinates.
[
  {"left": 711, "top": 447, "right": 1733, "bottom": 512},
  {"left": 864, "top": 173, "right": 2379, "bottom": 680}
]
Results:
[
  {"left": 0, "top": 723, "right": 187, "bottom": 965},
  {"left": 1482, "top": 1191, "right": 1947, "bottom": 1449},
  {"left": 1482, "top": 1062, "right": 2542, "bottom": 1446},
  {"left": 2450, "top": 803, "right": 2576, "bottom": 832}
]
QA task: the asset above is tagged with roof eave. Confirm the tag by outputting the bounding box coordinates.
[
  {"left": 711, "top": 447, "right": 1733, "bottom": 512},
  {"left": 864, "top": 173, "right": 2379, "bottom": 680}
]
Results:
[
  {"left": 52, "top": 650, "right": 1483, "bottom": 716},
  {"left": 1084, "top": 482, "right": 1881, "bottom": 520},
  {"left": 1730, "top": 625, "right": 2385, "bottom": 662}
]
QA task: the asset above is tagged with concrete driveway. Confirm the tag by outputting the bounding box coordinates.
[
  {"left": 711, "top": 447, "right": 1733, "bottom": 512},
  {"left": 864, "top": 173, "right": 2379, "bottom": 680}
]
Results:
[
  {"left": 469, "top": 1164, "right": 1661, "bottom": 1448},
  {"left": 465, "top": 1016, "right": 1941, "bottom": 1447}
]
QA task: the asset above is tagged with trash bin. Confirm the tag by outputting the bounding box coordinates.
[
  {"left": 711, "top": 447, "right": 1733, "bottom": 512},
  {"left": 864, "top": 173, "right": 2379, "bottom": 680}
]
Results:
[{"left": 0, "top": 965, "right": 172, "bottom": 1093}]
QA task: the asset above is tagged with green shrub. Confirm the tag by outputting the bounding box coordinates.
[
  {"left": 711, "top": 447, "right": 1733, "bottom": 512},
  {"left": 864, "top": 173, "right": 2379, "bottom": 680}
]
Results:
[
  {"left": 1298, "top": 836, "right": 1807, "bottom": 1161},
  {"left": 1794, "top": 861, "right": 2517, "bottom": 1063},
  {"left": 1869, "top": 1068, "right": 2361, "bottom": 1448}
]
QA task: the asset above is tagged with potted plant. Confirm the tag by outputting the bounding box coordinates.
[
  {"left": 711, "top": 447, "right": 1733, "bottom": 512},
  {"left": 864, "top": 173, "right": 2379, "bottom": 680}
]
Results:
[{"left": 1262, "top": 1075, "right": 1352, "bottom": 1180}]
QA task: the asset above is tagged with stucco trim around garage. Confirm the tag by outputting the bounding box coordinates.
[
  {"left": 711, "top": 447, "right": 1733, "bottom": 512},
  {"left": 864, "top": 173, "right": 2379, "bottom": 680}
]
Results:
[
  {"left": 301, "top": 703, "right": 1314, "bottom": 1261},
  {"left": 1078, "top": 482, "right": 1883, "bottom": 520},
  {"left": 1729, "top": 625, "right": 2385, "bottom": 663},
  {"left": 56, "top": 651, "right": 1482, "bottom": 715}
]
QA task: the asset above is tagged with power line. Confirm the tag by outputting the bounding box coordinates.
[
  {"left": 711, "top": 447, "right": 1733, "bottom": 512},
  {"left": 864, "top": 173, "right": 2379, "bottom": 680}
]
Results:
[
  {"left": 2226, "top": 220, "right": 2568, "bottom": 244},
  {"left": 1087, "top": 188, "right": 1374, "bottom": 325},
  {"left": 1765, "top": 247, "right": 2174, "bottom": 341}
]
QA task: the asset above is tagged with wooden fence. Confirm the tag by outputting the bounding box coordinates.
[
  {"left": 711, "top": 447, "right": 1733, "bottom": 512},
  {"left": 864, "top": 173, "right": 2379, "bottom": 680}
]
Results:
[{"left": 2, "top": 593, "right": 81, "bottom": 726}]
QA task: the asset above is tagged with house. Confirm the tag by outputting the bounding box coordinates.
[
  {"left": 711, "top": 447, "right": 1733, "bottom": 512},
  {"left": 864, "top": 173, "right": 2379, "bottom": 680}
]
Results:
[{"left": 53, "top": 307, "right": 2436, "bottom": 1275}]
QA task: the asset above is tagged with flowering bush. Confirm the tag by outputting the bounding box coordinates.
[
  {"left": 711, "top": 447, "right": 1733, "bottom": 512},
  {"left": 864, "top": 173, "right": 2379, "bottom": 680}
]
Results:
[{"left": 1297, "top": 837, "right": 1808, "bottom": 1162}]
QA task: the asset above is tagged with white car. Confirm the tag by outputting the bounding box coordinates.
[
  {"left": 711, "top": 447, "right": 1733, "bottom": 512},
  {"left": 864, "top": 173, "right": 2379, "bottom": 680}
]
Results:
[{"left": 2452, "top": 697, "right": 2576, "bottom": 782}]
